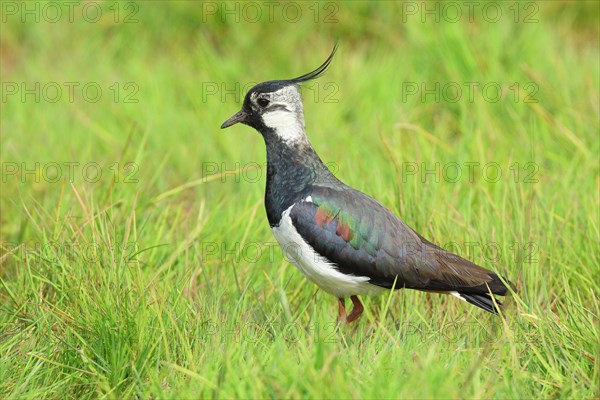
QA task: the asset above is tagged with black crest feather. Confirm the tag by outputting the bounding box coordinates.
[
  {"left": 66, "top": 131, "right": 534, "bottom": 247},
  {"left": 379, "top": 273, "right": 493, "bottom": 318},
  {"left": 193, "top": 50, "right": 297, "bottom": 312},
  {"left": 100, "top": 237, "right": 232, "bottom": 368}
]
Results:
[
  {"left": 242, "top": 43, "right": 338, "bottom": 96},
  {"left": 289, "top": 42, "right": 338, "bottom": 84}
]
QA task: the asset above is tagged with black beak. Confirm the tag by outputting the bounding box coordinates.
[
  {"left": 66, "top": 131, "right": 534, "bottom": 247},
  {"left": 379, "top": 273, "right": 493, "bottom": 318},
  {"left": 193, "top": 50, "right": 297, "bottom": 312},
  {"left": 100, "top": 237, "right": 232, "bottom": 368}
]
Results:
[{"left": 221, "top": 110, "right": 247, "bottom": 129}]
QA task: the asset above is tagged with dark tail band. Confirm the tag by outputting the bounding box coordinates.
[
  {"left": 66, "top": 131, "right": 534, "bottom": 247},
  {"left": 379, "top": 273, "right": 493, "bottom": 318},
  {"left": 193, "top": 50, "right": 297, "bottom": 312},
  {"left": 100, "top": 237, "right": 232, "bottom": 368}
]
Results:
[{"left": 458, "top": 292, "right": 503, "bottom": 314}]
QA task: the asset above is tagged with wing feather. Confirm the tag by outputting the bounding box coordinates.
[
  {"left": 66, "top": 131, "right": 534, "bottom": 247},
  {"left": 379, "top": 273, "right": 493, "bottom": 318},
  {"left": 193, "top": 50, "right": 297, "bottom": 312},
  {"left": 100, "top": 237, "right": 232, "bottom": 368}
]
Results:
[{"left": 289, "top": 185, "right": 508, "bottom": 295}]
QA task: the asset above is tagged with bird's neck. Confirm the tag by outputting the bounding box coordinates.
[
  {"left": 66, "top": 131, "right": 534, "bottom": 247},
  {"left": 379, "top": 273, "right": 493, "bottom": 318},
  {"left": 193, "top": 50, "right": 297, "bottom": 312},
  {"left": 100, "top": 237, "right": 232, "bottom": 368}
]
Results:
[{"left": 262, "top": 131, "right": 338, "bottom": 226}]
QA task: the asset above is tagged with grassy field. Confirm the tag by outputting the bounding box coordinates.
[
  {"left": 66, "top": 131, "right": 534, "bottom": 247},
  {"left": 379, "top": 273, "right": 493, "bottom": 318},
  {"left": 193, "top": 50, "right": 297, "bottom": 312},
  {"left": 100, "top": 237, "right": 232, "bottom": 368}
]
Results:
[{"left": 1, "top": 1, "right": 598, "bottom": 398}]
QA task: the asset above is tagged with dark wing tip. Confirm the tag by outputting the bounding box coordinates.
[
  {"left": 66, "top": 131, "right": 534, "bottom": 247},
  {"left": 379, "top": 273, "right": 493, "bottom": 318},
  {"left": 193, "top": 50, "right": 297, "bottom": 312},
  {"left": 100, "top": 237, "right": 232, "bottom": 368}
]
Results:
[
  {"left": 290, "top": 42, "right": 338, "bottom": 84},
  {"left": 487, "top": 272, "right": 517, "bottom": 296}
]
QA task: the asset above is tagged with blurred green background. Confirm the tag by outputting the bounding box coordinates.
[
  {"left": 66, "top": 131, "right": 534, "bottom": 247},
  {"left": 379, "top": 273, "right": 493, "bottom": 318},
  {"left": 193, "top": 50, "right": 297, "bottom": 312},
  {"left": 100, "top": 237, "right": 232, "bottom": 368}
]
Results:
[{"left": 1, "top": 1, "right": 598, "bottom": 398}]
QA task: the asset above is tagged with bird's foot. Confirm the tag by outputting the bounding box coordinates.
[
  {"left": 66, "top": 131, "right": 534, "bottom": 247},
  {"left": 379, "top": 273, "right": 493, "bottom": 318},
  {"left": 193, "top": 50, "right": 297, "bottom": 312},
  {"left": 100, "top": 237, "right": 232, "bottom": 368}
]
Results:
[
  {"left": 346, "top": 295, "right": 364, "bottom": 323},
  {"left": 337, "top": 297, "right": 346, "bottom": 323}
]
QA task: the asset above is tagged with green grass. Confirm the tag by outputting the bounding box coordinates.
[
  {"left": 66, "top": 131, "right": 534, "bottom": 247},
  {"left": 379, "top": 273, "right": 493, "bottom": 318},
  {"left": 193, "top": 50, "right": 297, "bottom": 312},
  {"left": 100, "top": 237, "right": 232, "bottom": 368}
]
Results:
[{"left": 1, "top": 1, "right": 598, "bottom": 398}]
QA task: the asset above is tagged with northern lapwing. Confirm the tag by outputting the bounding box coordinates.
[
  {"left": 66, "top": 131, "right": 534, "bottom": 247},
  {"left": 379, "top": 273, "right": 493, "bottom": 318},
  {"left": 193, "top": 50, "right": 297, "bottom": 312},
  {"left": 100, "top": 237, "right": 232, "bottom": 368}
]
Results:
[{"left": 221, "top": 45, "right": 512, "bottom": 323}]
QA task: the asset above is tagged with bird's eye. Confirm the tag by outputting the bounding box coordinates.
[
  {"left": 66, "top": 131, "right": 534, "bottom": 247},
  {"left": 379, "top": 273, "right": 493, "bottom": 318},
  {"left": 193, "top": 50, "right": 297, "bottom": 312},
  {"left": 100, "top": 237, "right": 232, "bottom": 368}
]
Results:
[{"left": 257, "top": 98, "right": 270, "bottom": 107}]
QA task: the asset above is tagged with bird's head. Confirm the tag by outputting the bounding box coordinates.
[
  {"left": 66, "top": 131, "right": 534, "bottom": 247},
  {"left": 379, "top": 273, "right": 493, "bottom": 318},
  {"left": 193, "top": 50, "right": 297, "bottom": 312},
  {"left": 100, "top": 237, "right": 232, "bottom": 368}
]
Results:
[{"left": 221, "top": 44, "right": 338, "bottom": 145}]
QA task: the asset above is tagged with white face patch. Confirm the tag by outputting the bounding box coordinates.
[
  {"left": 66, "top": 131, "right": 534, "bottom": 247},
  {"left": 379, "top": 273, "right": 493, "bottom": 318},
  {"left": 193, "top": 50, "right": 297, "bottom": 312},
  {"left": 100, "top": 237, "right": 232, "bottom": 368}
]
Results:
[
  {"left": 259, "top": 86, "right": 308, "bottom": 145},
  {"left": 262, "top": 109, "right": 305, "bottom": 144}
]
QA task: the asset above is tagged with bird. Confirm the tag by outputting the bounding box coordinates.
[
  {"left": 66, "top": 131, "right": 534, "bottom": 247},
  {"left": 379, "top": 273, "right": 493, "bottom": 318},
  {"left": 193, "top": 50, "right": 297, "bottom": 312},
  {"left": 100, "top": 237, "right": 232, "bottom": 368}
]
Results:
[{"left": 220, "top": 45, "right": 512, "bottom": 323}]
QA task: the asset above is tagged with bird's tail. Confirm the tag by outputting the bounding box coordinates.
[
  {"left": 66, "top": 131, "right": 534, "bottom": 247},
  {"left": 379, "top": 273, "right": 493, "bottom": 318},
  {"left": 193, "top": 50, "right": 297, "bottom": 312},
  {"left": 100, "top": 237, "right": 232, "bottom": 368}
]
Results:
[{"left": 452, "top": 292, "right": 503, "bottom": 314}]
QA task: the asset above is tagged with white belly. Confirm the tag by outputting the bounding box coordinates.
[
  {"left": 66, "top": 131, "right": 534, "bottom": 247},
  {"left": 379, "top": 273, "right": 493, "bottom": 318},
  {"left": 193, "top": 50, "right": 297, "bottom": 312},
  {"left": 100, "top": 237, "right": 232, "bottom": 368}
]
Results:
[{"left": 271, "top": 205, "right": 386, "bottom": 298}]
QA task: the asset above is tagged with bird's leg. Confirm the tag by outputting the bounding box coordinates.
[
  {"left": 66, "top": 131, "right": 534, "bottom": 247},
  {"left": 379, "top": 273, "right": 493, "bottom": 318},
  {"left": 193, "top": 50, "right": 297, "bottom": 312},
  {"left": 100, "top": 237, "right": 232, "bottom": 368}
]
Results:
[
  {"left": 346, "top": 295, "right": 364, "bottom": 323},
  {"left": 337, "top": 298, "right": 346, "bottom": 323}
]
